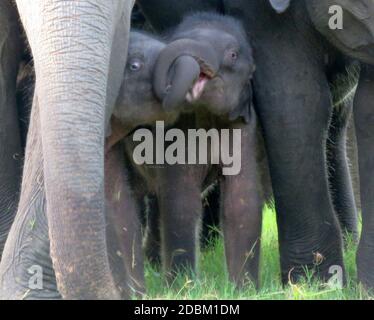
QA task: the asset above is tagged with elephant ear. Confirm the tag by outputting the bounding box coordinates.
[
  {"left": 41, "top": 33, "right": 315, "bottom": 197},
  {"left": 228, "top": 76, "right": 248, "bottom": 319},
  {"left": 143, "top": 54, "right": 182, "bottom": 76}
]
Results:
[
  {"left": 269, "top": 0, "right": 291, "bottom": 13},
  {"left": 229, "top": 80, "right": 253, "bottom": 124}
]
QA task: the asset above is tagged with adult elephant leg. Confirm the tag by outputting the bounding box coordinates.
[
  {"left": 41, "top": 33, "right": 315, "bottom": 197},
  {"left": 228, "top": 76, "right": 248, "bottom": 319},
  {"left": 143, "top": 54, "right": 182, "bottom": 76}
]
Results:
[
  {"left": 354, "top": 64, "right": 374, "bottom": 291},
  {"left": 327, "top": 103, "right": 359, "bottom": 243},
  {"left": 0, "top": 1, "right": 23, "bottom": 258},
  {"left": 15, "top": 0, "right": 134, "bottom": 299},
  {"left": 0, "top": 97, "right": 60, "bottom": 300},
  {"left": 252, "top": 44, "right": 344, "bottom": 285},
  {"left": 105, "top": 142, "right": 145, "bottom": 297}
]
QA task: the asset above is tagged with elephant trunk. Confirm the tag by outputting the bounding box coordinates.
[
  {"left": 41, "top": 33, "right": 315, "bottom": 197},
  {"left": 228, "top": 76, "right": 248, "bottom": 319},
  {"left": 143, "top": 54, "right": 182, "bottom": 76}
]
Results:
[
  {"left": 153, "top": 39, "right": 219, "bottom": 110},
  {"left": 15, "top": 0, "right": 134, "bottom": 299},
  {"left": 162, "top": 55, "right": 200, "bottom": 111}
]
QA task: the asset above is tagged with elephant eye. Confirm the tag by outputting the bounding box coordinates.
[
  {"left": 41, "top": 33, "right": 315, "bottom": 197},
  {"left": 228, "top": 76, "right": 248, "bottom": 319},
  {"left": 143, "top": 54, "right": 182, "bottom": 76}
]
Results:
[
  {"left": 128, "top": 60, "right": 143, "bottom": 72},
  {"left": 225, "top": 49, "right": 239, "bottom": 66}
]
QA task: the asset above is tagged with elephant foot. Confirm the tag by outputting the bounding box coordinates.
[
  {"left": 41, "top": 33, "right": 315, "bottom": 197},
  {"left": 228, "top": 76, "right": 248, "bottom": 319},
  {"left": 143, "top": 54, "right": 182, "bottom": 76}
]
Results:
[
  {"left": 162, "top": 247, "right": 198, "bottom": 285},
  {"left": 357, "top": 239, "right": 374, "bottom": 294},
  {"left": 280, "top": 223, "right": 345, "bottom": 287}
]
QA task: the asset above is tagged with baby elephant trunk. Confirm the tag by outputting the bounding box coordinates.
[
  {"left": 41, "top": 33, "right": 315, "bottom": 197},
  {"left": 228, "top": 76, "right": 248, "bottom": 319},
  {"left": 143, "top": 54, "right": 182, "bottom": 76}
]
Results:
[{"left": 153, "top": 39, "right": 219, "bottom": 111}]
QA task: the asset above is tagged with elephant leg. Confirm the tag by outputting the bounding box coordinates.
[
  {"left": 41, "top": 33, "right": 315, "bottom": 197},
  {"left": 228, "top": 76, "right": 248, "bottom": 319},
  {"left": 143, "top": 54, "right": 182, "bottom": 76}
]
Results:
[
  {"left": 354, "top": 64, "right": 374, "bottom": 291},
  {"left": 252, "top": 47, "right": 344, "bottom": 285},
  {"left": 0, "top": 96, "right": 60, "bottom": 299},
  {"left": 327, "top": 103, "right": 359, "bottom": 243},
  {"left": 105, "top": 143, "right": 144, "bottom": 297},
  {"left": 220, "top": 122, "right": 263, "bottom": 288},
  {"left": 157, "top": 170, "right": 202, "bottom": 278},
  {"left": 0, "top": 1, "right": 23, "bottom": 259},
  {"left": 143, "top": 195, "right": 162, "bottom": 265},
  {"left": 15, "top": 0, "right": 135, "bottom": 299}
]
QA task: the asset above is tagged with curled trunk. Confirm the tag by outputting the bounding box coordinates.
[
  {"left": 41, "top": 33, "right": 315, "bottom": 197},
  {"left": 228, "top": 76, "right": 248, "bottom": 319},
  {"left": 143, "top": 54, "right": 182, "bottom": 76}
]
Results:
[
  {"left": 153, "top": 39, "right": 219, "bottom": 110},
  {"left": 161, "top": 55, "right": 200, "bottom": 111}
]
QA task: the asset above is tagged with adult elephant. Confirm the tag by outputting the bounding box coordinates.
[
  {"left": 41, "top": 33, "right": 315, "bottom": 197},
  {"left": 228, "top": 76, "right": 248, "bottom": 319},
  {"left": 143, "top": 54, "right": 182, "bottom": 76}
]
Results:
[
  {"left": 0, "top": 0, "right": 135, "bottom": 299},
  {"left": 138, "top": 0, "right": 374, "bottom": 289}
]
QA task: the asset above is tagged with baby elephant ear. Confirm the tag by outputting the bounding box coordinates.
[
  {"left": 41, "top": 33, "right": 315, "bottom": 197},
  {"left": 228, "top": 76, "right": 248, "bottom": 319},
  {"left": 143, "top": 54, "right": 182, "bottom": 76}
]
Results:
[
  {"left": 229, "top": 81, "right": 253, "bottom": 124},
  {"left": 269, "top": 0, "right": 291, "bottom": 13}
]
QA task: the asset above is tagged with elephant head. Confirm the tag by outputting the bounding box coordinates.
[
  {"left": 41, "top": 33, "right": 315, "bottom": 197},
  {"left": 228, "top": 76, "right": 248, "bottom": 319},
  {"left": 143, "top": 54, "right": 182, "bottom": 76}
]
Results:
[
  {"left": 113, "top": 32, "right": 180, "bottom": 132},
  {"left": 14, "top": 0, "right": 135, "bottom": 299},
  {"left": 153, "top": 12, "right": 255, "bottom": 121},
  {"left": 268, "top": 0, "right": 374, "bottom": 65},
  {"left": 306, "top": 0, "right": 374, "bottom": 65},
  {"left": 107, "top": 31, "right": 181, "bottom": 150}
]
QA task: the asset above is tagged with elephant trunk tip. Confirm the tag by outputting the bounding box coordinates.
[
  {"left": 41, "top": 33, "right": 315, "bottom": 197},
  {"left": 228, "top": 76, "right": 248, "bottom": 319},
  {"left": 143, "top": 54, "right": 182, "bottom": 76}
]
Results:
[{"left": 158, "top": 55, "right": 202, "bottom": 111}]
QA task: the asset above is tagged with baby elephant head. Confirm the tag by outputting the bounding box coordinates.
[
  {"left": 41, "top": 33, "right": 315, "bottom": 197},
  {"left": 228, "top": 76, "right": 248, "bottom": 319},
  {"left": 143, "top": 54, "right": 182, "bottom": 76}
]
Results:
[
  {"left": 153, "top": 12, "right": 256, "bottom": 122},
  {"left": 112, "top": 31, "right": 179, "bottom": 135}
]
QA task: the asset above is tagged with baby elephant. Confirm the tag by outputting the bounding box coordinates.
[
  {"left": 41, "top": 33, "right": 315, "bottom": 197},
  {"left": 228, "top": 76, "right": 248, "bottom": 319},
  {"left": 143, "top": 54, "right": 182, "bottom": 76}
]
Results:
[
  {"left": 152, "top": 12, "right": 268, "bottom": 286},
  {"left": 104, "top": 31, "right": 183, "bottom": 296},
  {"left": 111, "top": 12, "right": 269, "bottom": 288}
]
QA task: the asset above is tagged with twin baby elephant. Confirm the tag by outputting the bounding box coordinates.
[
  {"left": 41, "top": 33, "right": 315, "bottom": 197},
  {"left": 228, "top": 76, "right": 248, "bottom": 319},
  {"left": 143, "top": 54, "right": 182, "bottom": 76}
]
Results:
[{"left": 105, "top": 12, "right": 267, "bottom": 296}]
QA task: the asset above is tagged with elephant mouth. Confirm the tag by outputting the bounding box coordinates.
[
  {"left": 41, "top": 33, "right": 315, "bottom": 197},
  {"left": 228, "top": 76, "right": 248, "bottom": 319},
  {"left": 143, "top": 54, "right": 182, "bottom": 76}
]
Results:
[{"left": 186, "top": 73, "right": 210, "bottom": 102}]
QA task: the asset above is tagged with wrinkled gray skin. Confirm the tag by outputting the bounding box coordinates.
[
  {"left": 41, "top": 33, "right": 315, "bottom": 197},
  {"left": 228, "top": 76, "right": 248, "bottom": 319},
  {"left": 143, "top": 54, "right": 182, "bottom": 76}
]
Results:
[
  {"left": 138, "top": 0, "right": 374, "bottom": 288},
  {"left": 117, "top": 13, "right": 267, "bottom": 287},
  {"left": 0, "top": 0, "right": 135, "bottom": 300}
]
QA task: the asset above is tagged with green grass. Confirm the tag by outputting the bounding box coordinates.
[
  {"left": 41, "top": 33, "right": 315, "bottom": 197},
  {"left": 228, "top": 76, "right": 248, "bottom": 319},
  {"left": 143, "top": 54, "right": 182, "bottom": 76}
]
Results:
[{"left": 141, "top": 206, "right": 373, "bottom": 300}]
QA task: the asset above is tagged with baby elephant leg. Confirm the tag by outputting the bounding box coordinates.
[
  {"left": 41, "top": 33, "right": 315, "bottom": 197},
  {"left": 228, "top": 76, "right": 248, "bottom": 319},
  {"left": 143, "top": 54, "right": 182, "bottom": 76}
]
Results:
[
  {"left": 157, "top": 167, "right": 203, "bottom": 279},
  {"left": 105, "top": 143, "right": 144, "bottom": 297},
  {"left": 221, "top": 122, "right": 264, "bottom": 288}
]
